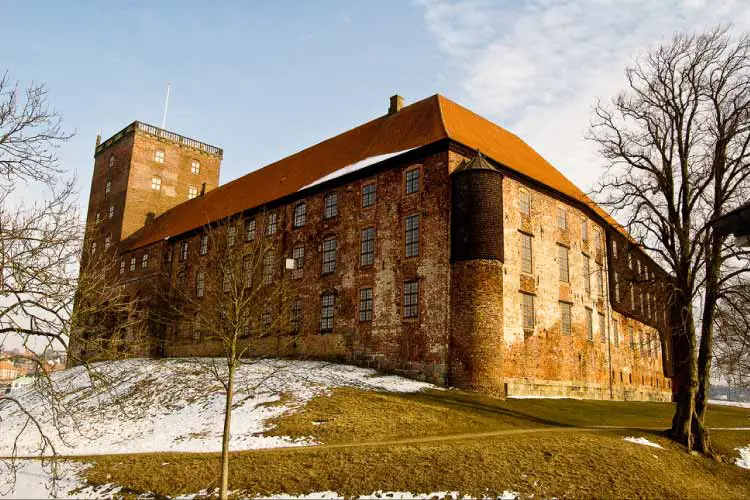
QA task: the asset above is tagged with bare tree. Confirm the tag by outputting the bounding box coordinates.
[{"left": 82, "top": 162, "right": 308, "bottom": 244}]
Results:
[
  {"left": 713, "top": 281, "right": 750, "bottom": 400},
  {"left": 164, "top": 217, "right": 302, "bottom": 500},
  {"left": 590, "top": 27, "right": 750, "bottom": 456}
]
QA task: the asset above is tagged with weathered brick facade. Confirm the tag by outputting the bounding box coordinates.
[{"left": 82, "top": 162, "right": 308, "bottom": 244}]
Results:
[{"left": 77, "top": 96, "right": 674, "bottom": 401}]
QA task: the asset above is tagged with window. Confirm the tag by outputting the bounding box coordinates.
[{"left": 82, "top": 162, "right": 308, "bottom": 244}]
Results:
[
  {"left": 403, "top": 281, "right": 419, "bottom": 319},
  {"left": 585, "top": 308, "right": 593, "bottom": 341},
  {"left": 228, "top": 226, "right": 236, "bottom": 246},
  {"left": 95, "top": 211, "right": 100, "bottom": 224},
  {"left": 630, "top": 282, "right": 635, "bottom": 309},
  {"left": 362, "top": 183, "right": 376, "bottom": 208},
  {"left": 266, "top": 213, "right": 277, "bottom": 235},
  {"left": 612, "top": 240, "right": 618, "bottom": 259},
  {"left": 359, "top": 288, "right": 373, "bottom": 322},
  {"left": 154, "top": 150, "right": 165, "bottom": 163},
  {"left": 594, "top": 228, "right": 601, "bottom": 252},
  {"left": 109, "top": 155, "right": 115, "bottom": 168},
  {"left": 290, "top": 298, "right": 302, "bottom": 331},
  {"left": 599, "top": 313, "right": 606, "bottom": 343},
  {"left": 191, "top": 160, "right": 200, "bottom": 174},
  {"left": 167, "top": 246, "right": 172, "bottom": 263},
  {"left": 557, "top": 207, "right": 568, "bottom": 230},
  {"left": 597, "top": 264, "right": 604, "bottom": 297},
  {"left": 141, "top": 253, "right": 149, "bottom": 269},
  {"left": 560, "top": 302, "right": 572, "bottom": 336},
  {"left": 261, "top": 308, "right": 272, "bottom": 330},
  {"left": 646, "top": 293, "right": 652, "bottom": 319},
  {"left": 558, "top": 245, "right": 569, "bottom": 282},
  {"left": 245, "top": 218, "right": 256, "bottom": 241},
  {"left": 324, "top": 193, "right": 338, "bottom": 219},
  {"left": 628, "top": 325, "right": 635, "bottom": 350},
  {"left": 320, "top": 292, "right": 335, "bottom": 332},
  {"left": 519, "top": 190, "right": 531, "bottom": 216},
  {"left": 178, "top": 271, "right": 186, "bottom": 289},
  {"left": 104, "top": 234, "right": 112, "bottom": 249},
  {"left": 292, "top": 245, "right": 304, "bottom": 278},
  {"left": 119, "top": 260, "right": 125, "bottom": 275},
  {"left": 179, "top": 241, "right": 188, "bottom": 261},
  {"left": 108, "top": 205, "right": 115, "bottom": 219},
  {"left": 151, "top": 176, "right": 162, "bottom": 191},
  {"left": 521, "top": 233, "right": 533, "bottom": 274},
  {"left": 521, "top": 293, "right": 535, "bottom": 333},
  {"left": 360, "top": 227, "right": 376, "bottom": 266},
  {"left": 188, "top": 186, "right": 198, "bottom": 199},
  {"left": 200, "top": 234, "right": 208, "bottom": 256},
  {"left": 405, "top": 168, "right": 420, "bottom": 194},
  {"left": 613, "top": 320, "right": 619, "bottom": 346},
  {"left": 105, "top": 180, "right": 111, "bottom": 194},
  {"left": 582, "top": 220, "right": 588, "bottom": 241},
  {"left": 193, "top": 315, "right": 201, "bottom": 342},
  {"left": 405, "top": 214, "right": 420, "bottom": 257},
  {"left": 130, "top": 256, "right": 136, "bottom": 272},
  {"left": 293, "top": 203, "right": 307, "bottom": 228},
  {"left": 243, "top": 258, "right": 252, "bottom": 288},
  {"left": 583, "top": 254, "right": 591, "bottom": 294},
  {"left": 614, "top": 270, "right": 620, "bottom": 301},
  {"left": 322, "top": 237, "right": 337, "bottom": 274},
  {"left": 262, "top": 252, "right": 274, "bottom": 284},
  {"left": 196, "top": 270, "right": 205, "bottom": 298}
]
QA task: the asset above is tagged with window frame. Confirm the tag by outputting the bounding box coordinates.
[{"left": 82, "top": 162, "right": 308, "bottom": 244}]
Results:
[
  {"left": 360, "top": 227, "right": 376, "bottom": 267},
  {"left": 293, "top": 202, "right": 307, "bottom": 228},
  {"left": 585, "top": 307, "right": 594, "bottom": 341},
  {"left": 362, "top": 182, "right": 376, "bottom": 208},
  {"left": 188, "top": 186, "right": 198, "bottom": 199},
  {"left": 191, "top": 160, "right": 200, "bottom": 174},
  {"left": 266, "top": 212, "right": 277, "bottom": 236},
  {"left": 130, "top": 256, "right": 136, "bottom": 272},
  {"left": 404, "top": 166, "right": 421, "bottom": 195},
  {"left": 583, "top": 253, "right": 591, "bottom": 294},
  {"left": 262, "top": 252, "right": 274, "bottom": 285},
  {"left": 141, "top": 253, "right": 149, "bottom": 270},
  {"left": 557, "top": 207, "right": 568, "bottom": 230},
  {"left": 403, "top": 280, "right": 419, "bottom": 319},
  {"left": 195, "top": 269, "right": 205, "bottom": 298},
  {"left": 405, "top": 213, "right": 420, "bottom": 258},
  {"left": 321, "top": 237, "right": 337, "bottom": 275},
  {"left": 154, "top": 150, "right": 165, "bottom": 163},
  {"left": 200, "top": 234, "right": 208, "bottom": 256},
  {"left": 151, "top": 176, "right": 162, "bottom": 191},
  {"left": 519, "top": 189, "right": 531, "bottom": 217},
  {"left": 557, "top": 244, "right": 570, "bottom": 283},
  {"left": 560, "top": 301, "right": 572, "bottom": 336},
  {"left": 520, "top": 232, "right": 533, "bottom": 274},
  {"left": 521, "top": 292, "right": 535, "bottom": 334},
  {"left": 324, "top": 193, "right": 338, "bottom": 219},
  {"left": 320, "top": 291, "right": 335, "bottom": 332},
  {"left": 292, "top": 245, "right": 304, "bottom": 278},
  {"left": 359, "top": 287, "right": 373, "bottom": 322},
  {"left": 245, "top": 218, "right": 256, "bottom": 241},
  {"left": 599, "top": 312, "right": 606, "bottom": 343}
]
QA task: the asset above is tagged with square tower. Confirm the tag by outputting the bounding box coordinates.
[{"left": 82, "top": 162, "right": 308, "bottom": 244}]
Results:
[{"left": 85, "top": 122, "right": 222, "bottom": 249}]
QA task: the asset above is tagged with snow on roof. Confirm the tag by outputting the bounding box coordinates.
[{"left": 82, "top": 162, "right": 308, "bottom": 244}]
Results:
[{"left": 299, "top": 148, "right": 416, "bottom": 191}]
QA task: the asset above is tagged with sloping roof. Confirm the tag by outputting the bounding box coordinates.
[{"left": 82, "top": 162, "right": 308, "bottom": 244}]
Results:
[{"left": 124, "top": 94, "right": 620, "bottom": 250}]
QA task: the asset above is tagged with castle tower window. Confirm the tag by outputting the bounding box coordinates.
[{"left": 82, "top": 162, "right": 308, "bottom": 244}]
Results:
[
  {"left": 130, "top": 256, "right": 136, "bottom": 272},
  {"left": 104, "top": 234, "right": 112, "bottom": 250},
  {"left": 582, "top": 220, "right": 588, "bottom": 242},
  {"left": 191, "top": 160, "right": 200, "bottom": 174},
  {"left": 557, "top": 207, "right": 568, "bottom": 230},
  {"left": 405, "top": 214, "right": 420, "bottom": 257},
  {"left": 105, "top": 180, "right": 111, "bottom": 194},
  {"left": 405, "top": 168, "right": 420, "bottom": 194},
  {"left": 585, "top": 307, "right": 594, "bottom": 341},
  {"left": 557, "top": 244, "right": 569, "bottom": 283},
  {"left": 200, "top": 234, "right": 208, "bottom": 256},
  {"left": 520, "top": 233, "right": 533, "bottom": 274},
  {"left": 560, "top": 301, "right": 572, "bottom": 336},
  {"left": 266, "top": 213, "right": 277, "bottom": 235},
  {"left": 228, "top": 226, "right": 236, "bottom": 246},
  {"left": 245, "top": 218, "right": 256, "bottom": 241},
  {"left": 521, "top": 292, "right": 535, "bottom": 333},
  {"left": 320, "top": 292, "right": 335, "bottom": 332},
  {"left": 519, "top": 189, "right": 531, "bottom": 216},
  {"left": 293, "top": 202, "right": 307, "bottom": 228},
  {"left": 188, "top": 186, "right": 198, "bottom": 200},
  {"left": 141, "top": 253, "right": 149, "bottom": 269},
  {"left": 613, "top": 320, "right": 619, "bottom": 346},
  {"left": 262, "top": 252, "right": 274, "bottom": 284},
  {"left": 195, "top": 269, "right": 205, "bottom": 298},
  {"left": 324, "top": 193, "right": 338, "bottom": 219},
  {"left": 599, "top": 312, "right": 606, "bottom": 343},
  {"left": 179, "top": 241, "right": 188, "bottom": 261},
  {"left": 108, "top": 205, "right": 115, "bottom": 219},
  {"left": 360, "top": 227, "right": 376, "bottom": 267},
  {"left": 119, "top": 260, "right": 125, "bottom": 275},
  {"left": 292, "top": 245, "right": 304, "bottom": 278},
  {"left": 154, "top": 150, "right": 165, "bottom": 163},
  {"left": 151, "top": 176, "right": 162, "bottom": 191},
  {"left": 403, "top": 281, "right": 419, "bottom": 319},
  {"left": 290, "top": 298, "right": 302, "bottom": 332},
  {"left": 359, "top": 288, "right": 373, "bottom": 322},
  {"left": 322, "top": 237, "right": 337, "bottom": 274},
  {"left": 362, "top": 183, "right": 376, "bottom": 208},
  {"left": 583, "top": 254, "right": 591, "bottom": 294}
]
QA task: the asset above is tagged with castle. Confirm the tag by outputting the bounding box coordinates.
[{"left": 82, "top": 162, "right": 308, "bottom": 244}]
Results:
[{"left": 76, "top": 94, "right": 674, "bottom": 400}]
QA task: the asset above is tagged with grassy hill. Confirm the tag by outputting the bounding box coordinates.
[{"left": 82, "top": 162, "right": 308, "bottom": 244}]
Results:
[{"left": 2, "top": 359, "right": 749, "bottom": 499}]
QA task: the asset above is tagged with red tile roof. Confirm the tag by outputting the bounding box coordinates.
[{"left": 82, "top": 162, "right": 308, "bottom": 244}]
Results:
[{"left": 124, "top": 94, "right": 622, "bottom": 250}]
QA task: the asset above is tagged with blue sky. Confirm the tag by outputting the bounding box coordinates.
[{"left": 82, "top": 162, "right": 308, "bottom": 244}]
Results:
[{"left": 5, "top": 0, "right": 750, "bottom": 210}]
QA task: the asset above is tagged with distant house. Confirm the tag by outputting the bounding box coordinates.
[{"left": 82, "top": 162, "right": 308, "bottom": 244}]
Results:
[
  {"left": 0, "top": 360, "right": 18, "bottom": 383},
  {"left": 712, "top": 201, "right": 750, "bottom": 247}
]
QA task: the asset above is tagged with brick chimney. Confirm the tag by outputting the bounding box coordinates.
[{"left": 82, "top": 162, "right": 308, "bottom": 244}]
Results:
[{"left": 388, "top": 95, "right": 404, "bottom": 115}]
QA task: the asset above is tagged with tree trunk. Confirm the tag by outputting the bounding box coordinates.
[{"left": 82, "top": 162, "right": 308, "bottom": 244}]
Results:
[
  {"left": 670, "top": 295, "right": 698, "bottom": 451},
  {"left": 220, "top": 361, "right": 235, "bottom": 500}
]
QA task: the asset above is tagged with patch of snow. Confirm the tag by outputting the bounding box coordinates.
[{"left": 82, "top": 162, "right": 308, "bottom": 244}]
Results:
[
  {"left": 0, "top": 358, "right": 432, "bottom": 457},
  {"left": 709, "top": 399, "right": 750, "bottom": 408},
  {"left": 298, "top": 149, "right": 416, "bottom": 191},
  {"left": 0, "top": 459, "right": 116, "bottom": 499},
  {"left": 736, "top": 446, "right": 750, "bottom": 469},
  {"left": 623, "top": 436, "right": 664, "bottom": 449},
  {"left": 251, "top": 491, "right": 517, "bottom": 499}
]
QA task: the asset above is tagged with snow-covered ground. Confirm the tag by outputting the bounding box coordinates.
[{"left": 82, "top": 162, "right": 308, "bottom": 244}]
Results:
[
  {"left": 709, "top": 399, "right": 750, "bottom": 408},
  {"left": 622, "top": 436, "right": 664, "bottom": 449},
  {"left": 736, "top": 446, "right": 750, "bottom": 470},
  {"left": 0, "top": 358, "right": 432, "bottom": 457}
]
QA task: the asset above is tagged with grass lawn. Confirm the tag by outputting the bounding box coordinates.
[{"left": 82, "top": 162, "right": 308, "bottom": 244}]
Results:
[{"left": 77, "top": 388, "right": 750, "bottom": 499}]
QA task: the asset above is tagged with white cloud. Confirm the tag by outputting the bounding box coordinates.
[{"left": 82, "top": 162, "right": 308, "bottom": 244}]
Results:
[{"left": 419, "top": 0, "right": 750, "bottom": 191}]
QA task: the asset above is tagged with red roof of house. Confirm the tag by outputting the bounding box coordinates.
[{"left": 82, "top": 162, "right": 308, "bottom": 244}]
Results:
[{"left": 124, "top": 94, "right": 622, "bottom": 250}]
